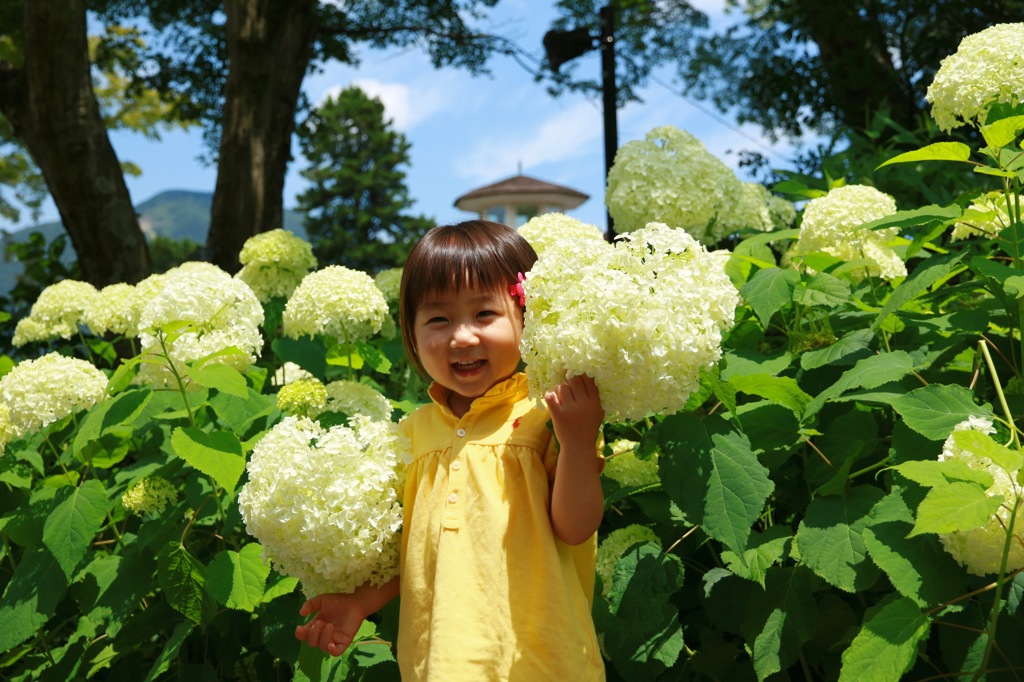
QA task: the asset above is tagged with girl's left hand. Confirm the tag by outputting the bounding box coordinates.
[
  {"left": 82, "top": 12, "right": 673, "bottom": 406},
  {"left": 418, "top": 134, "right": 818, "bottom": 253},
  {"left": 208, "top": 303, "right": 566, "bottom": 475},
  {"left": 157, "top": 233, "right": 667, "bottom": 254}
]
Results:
[{"left": 545, "top": 374, "right": 604, "bottom": 447}]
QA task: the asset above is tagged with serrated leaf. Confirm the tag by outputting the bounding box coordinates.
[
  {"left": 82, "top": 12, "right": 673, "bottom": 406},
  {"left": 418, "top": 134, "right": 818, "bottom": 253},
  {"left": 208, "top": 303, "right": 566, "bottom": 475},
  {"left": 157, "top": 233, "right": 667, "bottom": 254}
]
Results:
[
  {"left": 839, "top": 597, "right": 930, "bottom": 682},
  {"left": 909, "top": 482, "right": 1002, "bottom": 536},
  {"left": 951, "top": 429, "right": 1024, "bottom": 473},
  {"left": 356, "top": 341, "right": 392, "bottom": 374},
  {"left": 794, "top": 272, "right": 851, "bottom": 308},
  {"left": 863, "top": 520, "right": 967, "bottom": 608},
  {"left": 890, "top": 384, "right": 990, "bottom": 440},
  {"left": 857, "top": 204, "right": 963, "bottom": 233},
  {"left": 753, "top": 608, "right": 785, "bottom": 681},
  {"left": 721, "top": 526, "right": 792, "bottom": 586},
  {"left": 41, "top": 480, "right": 110, "bottom": 580},
  {"left": 143, "top": 621, "right": 194, "bottom": 682},
  {"left": 800, "top": 329, "right": 874, "bottom": 370},
  {"left": 73, "top": 389, "right": 152, "bottom": 460},
  {"left": 728, "top": 374, "right": 810, "bottom": 417},
  {"left": 805, "top": 351, "right": 916, "bottom": 418},
  {"left": 206, "top": 543, "right": 270, "bottom": 612},
  {"left": 893, "top": 459, "right": 993, "bottom": 489},
  {"left": 739, "top": 268, "right": 799, "bottom": 328},
  {"left": 158, "top": 542, "right": 207, "bottom": 624},
  {"left": 980, "top": 114, "right": 1024, "bottom": 148},
  {"left": 326, "top": 343, "right": 365, "bottom": 369},
  {"left": 189, "top": 363, "right": 248, "bottom": 397},
  {"left": 876, "top": 141, "right": 971, "bottom": 168},
  {"left": 0, "top": 545, "right": 68, "bottom": 653},
  {"left": 171, "top": 427, "right": 246, "bottom": 493},
  {"left": 262, "top": 575, "right": 301, "bottom": 603},
  {"left": 657, "top": 414, "right": 774, "bottom": 555},
  {"left": 872, "top": 252, "right": 964, "bottom": 332},
  {"left": 795, "top": 486, "right": 884, "bottom": 592}
]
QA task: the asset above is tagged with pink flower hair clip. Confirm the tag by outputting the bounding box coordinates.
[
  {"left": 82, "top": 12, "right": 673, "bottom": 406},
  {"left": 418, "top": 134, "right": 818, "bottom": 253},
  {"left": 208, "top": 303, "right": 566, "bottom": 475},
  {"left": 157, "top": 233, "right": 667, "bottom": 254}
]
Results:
[{"left": 510, "top": 272, "right": 527, "bottom": 307}]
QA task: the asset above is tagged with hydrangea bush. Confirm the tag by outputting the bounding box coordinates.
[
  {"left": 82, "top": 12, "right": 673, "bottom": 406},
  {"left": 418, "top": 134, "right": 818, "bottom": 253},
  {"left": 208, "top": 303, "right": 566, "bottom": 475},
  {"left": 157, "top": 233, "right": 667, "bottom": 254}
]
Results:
[
  {"left": 4, "top": 22, "right": 1024, "bottom": 682},
  {"left": 517, "top": 212, "right": 606, "bottom": 257},
  {"left": 283, "top": 265, "right": 389, "bottom": 343},
  {"left": 235, "top": 228, "right": 318, "bottom": 302}
]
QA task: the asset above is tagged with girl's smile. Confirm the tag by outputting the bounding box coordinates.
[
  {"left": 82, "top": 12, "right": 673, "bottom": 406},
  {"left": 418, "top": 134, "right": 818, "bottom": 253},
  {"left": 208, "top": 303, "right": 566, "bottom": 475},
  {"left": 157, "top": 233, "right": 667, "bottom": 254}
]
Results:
[{"left": 413, "top": 286, "right": 523, "bottom": 418}]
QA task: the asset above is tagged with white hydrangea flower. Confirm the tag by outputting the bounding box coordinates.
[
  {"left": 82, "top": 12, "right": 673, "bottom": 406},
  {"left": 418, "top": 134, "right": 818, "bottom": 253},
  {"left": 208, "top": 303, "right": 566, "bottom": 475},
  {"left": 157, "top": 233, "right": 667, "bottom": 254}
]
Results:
[
  {"left": 283, "top": 265, "right": 388, "bottom": 344},
  {"left": 0, "top": 402, "right": 15, "bottom": 453},
  {"left": 271, "top": 361, "right": 315, "bottom": 387},
  {"left": 373, "top": 267, "right": 404, "bottom": 304},
  {"left": 235, "top": 229, "right": 318, "bottom": 302},
  {"left": 122, "top": 476, "right": 177, "bottom": 516},
  {"left": 323, "top": 380, "right": 393, "bottom": 422},
  {"left": 0, "top": 352, "right": 108, "bottom": 438},
  {"left": 937, "top": 417, "right": 1024, "bottom": 577},
  {"left": 926, "top": 23, "right": 1024, "bottom": 132},
  {"left": 951, "top": 191, "right": 1012, "bottom": 241},
  {"left": 237, "top": 414, "right": 410, "bottom": 596},
  {"left": 137, "top": 263, "right": 264, "bottom": 388},
  {"left": 605, "top": 125, "right": 756, "bottom": 244},
  {"left": 83, "top": 283, "right": 142, "bottom": 337},
  {"left": 12, "top": 279, "right": 98, "bottom": 346},
  {"left": 596, "top": 525, "right": 661, "bottom": 597},
  {"left": 517, "top": 213, "right": 606, "bottom": 258},
  {"left": 276, "top": 378, "right": 328, "bottom": 418},
  {"left": 521, "top": 223, "right": 739, "bottom": 423},
  {"left": 790, "top": 185, "right": 906, "bottom": 281},
  {"left": 603, "top": 439, "right": 660, "bottom": 488}
]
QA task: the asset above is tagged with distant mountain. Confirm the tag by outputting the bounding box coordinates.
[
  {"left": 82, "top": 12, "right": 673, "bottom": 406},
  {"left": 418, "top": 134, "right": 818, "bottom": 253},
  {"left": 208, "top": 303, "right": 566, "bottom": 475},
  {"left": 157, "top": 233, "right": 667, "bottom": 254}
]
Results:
[{"left": 0, "top": 190, "right": 306, "bottom": 295}]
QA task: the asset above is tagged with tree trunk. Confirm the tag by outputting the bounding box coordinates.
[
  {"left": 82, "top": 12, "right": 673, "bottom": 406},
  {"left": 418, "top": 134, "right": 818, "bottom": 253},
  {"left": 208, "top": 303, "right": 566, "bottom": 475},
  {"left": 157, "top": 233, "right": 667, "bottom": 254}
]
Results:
[
  {"left": 794, "top": 0, "right": 920, "bottom": 132},
  {"left": 0, "top": 0, "right": 151, "bottom": 286},
  {"left": 207, "top": 0, "right": 317, "bottom": 272}
]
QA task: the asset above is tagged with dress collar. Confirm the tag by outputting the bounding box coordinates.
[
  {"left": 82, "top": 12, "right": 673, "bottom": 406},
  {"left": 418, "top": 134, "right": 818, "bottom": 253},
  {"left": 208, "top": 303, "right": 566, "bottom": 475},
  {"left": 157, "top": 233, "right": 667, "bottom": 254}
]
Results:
[{"left": 427, "top": 373, "right": 529, "bottom": 419}]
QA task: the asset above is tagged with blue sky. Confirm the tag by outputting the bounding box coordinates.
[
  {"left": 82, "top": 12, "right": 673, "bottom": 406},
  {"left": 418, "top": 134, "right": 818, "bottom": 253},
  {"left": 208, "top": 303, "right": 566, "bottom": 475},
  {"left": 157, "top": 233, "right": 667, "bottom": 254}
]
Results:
[{"left": 13, "top": 0, "right": 815, "bottom": 234}]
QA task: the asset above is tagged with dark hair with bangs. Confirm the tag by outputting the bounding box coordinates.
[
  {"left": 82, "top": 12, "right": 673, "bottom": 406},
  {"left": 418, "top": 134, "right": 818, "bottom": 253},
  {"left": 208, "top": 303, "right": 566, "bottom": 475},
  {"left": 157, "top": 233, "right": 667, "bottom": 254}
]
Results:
[{"left": 399, "top": 219, "right": 537, "bottom": 378}]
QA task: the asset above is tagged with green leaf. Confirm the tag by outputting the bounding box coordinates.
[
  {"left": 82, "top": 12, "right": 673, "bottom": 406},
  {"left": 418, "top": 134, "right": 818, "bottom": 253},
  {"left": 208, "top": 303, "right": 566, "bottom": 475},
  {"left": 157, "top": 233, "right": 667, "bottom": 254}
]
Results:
[
  {"left": 171, "top": 427, "right": 246, "bottom": 493},
  {"left": 721, "top": 348, "right": 792, "bottom": 380},
  {"left": 188, "top": 363, "right": 249, "bottom": 397},
  {"left": 356, "top": 340, "right": 392, "bottom": 374},
  {"left": 0, "top": 545, "right": 68, "bottom": 653},
  {"left": 728, "top": 374, "right": 810, "bottom": 417},
  {"left": 890, "top": 384, "right": 990, "bottom": 440},
  {"left": 41, "top": 480, "right": 110, "bottom": 580},
  {"left": 326, "top": 343, "right": 365, "bottom": 369},
  {"left": 262, "top": 575, "right": 301, "bottom": 604},
  {"left": 753, "top": 608, "right": 786, "bottom": 681},
  {"left": 721, "top": 526, "right": 792, "bottom": 587},
  {"left": 272, "top": 337, "right": 327, "bottom": 380},
  {"left": 856, "top": 204, "right": 963, "bottom": 233},
  {"left": 157, "top": 541, "right": 208, "bottom": 624},
  {"left": 876, "top": 141, "right": 972, "bottom": 168},
  {"left": 909, "top": 482, "right": 1002, "bottom": 536},
  {"left": 805, "top": 351, "right": 916, "bottom": 418},
  {"left": 143, "top": 621, "right": 194, "bottom": 682},
  {"left": 839, "top": 597, "right": 930, "bottom": 682},
  {"left": 951, "top": 429, "right": 1024, "bottom": 473},
  {"left": 872, "top": 252, "right": 964, "bottom": 331},
  {"left": 893, "top": 459, "right": 993, "bottom": 489},
  {"left": 739, "top": 268, "right": 799, "bottom": 328},
  {"left": 800, "top": 329, "right": 874, "bottom": 370},
  {"left": 795, "top": 486, "right": 884, "bottom": 592},
  {"left": 73, "top": 389, "right": 153, "bottom": 461},
  {"left": 598, "top": 542, "right": 685, "bottom": 680},
  {"left": 657, "top": 414, "right": 774, "bottom": 555},
  {"left": 794, "top": 272, "right": 851, "bottom": 308},
  {"left": 206, "top": 543, "right": 271, "bottom": 612},
  {"left": 735, "top": 402, "right": 801, "bottom": 454}
]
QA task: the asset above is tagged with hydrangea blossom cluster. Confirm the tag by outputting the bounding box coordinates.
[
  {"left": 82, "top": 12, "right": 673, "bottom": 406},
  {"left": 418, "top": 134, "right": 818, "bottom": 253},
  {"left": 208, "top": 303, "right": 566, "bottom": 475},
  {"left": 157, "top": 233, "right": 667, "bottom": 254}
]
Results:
[
  {"left": 237, "top": 414, "right": 410, "bottom": 596},
  {"left": 137, "top": 263, "right": 264, "bottom": 387},
  {"left": 276, "top": 378, "right": 329, "bottom": 418},
  {"left": 926, "top": 23, "right": 1024, "bottom": 132},
  {"left": 0, "top": 352, "right": 108, "bottom": 439},
  {"left": 0, "top": 402, "right": 15, "bottom": 453},
  {"left": 603, "top": 439, "right": 660, "bottom": 488},
  {"left": 84, "top": 283, "right": 143, "bottom": 337},
  {"left": 12, "top": 279, "right": 98, "bottom": 346},
  {"left": 517, "top": 213, "right": 606, "bottom": 257},
  {"left": 936, "top": 417, "right": 1024, "bottom": 577},
  {"left": 235, "top": 229, "right": 318, "bottom": 302},
  {"left": 605, "top": 126, "right": 782, "bottom": 244},
  {"left": 950, "top": 191, "right": 1011, "bottom": 241},
  {"left": 521, "top": 223, "right": 739, "bottom": 422},
  {"left": 122, "top": 476, "right": 178, "bottom": 516},
  {"left": 323, "top": 380, "right": 393, "bottom": 422},
  {"left": 596, "top": 525, "right": 661, "bottom": 597},
  {"left": 789, "top": 185, "right": 906, "bottom": 281},
  {"left": 283, "top": 266, "right": 388, "bottom": 344}
]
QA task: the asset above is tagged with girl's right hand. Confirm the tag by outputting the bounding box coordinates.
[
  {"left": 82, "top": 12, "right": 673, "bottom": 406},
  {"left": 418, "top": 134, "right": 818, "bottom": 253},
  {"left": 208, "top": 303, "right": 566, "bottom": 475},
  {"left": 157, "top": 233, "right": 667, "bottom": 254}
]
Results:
[{"left": 295, "top": 592, "right": 367, "bottom": 657}]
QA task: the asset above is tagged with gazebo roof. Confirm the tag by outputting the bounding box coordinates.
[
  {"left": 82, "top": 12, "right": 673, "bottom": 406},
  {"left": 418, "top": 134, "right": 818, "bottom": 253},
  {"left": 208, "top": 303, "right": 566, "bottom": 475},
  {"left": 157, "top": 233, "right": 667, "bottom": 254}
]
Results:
[{"left": 454, "top": 174, "right": 589, "bottom": 212}]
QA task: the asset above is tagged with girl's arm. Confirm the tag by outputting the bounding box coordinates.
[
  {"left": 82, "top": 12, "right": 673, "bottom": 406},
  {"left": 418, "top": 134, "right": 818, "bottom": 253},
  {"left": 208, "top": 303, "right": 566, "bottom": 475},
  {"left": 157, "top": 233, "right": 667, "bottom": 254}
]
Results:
[
  {"left": 295, "top": 576, "right": 400, "bottom": 656},
  {"left": 546, "top": 374, "right": 606, "bottom": 545}
]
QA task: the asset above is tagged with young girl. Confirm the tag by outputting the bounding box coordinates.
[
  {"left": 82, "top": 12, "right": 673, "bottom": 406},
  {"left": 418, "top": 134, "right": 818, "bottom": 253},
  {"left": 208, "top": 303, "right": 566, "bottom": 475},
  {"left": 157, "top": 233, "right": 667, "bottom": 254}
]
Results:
[{"left": 295, "top": 220, "right": 607, "bottom": 680}]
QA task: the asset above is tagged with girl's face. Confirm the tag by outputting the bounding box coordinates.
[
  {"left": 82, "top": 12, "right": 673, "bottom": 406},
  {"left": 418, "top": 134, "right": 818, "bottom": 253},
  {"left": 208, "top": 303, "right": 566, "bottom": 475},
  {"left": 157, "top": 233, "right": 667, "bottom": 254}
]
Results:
[{"left": 413, "top": 284, "right": 523, "bottom": 418}]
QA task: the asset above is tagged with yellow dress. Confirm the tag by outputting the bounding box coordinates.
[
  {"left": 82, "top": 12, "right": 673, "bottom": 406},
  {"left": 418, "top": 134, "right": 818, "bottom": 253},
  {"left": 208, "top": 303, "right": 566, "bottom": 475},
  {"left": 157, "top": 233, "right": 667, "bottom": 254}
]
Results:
[{"left": 397, "top": 373, "right": 605, "bottom": 681}]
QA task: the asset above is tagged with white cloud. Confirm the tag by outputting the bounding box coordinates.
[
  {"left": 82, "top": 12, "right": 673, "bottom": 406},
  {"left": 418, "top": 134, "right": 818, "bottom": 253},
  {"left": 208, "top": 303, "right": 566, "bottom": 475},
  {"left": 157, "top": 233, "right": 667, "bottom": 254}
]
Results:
[
  {"left": 456, "top": 100, "right": 603, "bottom": 180},
  {"left": 316, "top": 78, "right": 449, "bottom": 131}
]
